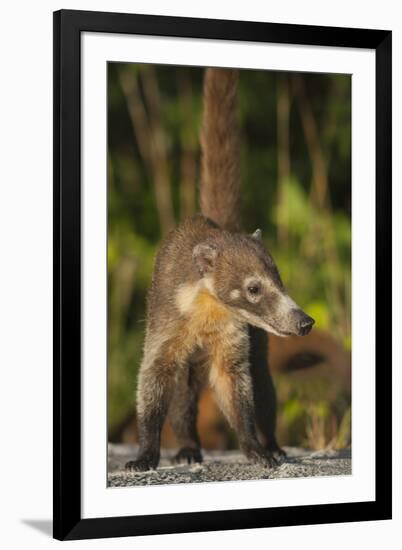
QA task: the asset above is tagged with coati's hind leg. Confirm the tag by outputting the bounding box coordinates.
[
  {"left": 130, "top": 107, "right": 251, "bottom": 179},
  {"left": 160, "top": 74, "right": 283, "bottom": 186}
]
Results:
[
  {"left": 209, "top": 334, "right": 278, "bottom": 468},
  {"left": 248, "top": 325, "right": 286, "bottom": 458},
  {"left": 168, "top": 352, "right": 207, "bottom": 465},
  {"left": 125, "top": 343, "right": 177, "bottom": 472}
]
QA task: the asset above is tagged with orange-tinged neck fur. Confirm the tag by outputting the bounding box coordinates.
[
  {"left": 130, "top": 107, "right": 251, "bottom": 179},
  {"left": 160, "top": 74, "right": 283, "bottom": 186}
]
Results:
[
  {"left": 193, "top": 289, "right": 232, "bottom": 325},
  {"left": 175, "top": 283, "right": 238, "bottom": 349},
  {"left": 185, "top": 288, "right": 234, "bottom": 346}
]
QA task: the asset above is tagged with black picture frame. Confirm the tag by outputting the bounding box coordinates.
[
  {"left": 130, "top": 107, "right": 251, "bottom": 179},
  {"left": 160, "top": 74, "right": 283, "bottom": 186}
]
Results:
[{"left": 53, "top": 9, "right": 392, "bottom": 541}]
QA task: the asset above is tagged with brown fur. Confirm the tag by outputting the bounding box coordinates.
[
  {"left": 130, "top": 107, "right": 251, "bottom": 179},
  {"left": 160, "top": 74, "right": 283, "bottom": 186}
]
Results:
[{"left": 200, "top": 69, "right": 241, "bottom": 231}]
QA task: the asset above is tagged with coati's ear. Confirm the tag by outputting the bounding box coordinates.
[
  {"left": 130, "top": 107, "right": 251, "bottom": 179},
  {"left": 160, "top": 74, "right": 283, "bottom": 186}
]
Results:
[
  {"left": 192, "top": 243, "right": 218, "bottom": 276},
  {"left": 251, "top": 228, "right": 262, "bottom": 241}
]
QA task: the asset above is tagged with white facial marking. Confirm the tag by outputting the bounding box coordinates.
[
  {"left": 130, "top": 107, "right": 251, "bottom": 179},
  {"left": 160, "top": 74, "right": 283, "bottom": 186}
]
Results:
[
  {"left": 244, "top": 275, "right": 262, "bottom": 288},
  {"left": 279, "top": 293, "right": 298, "bottom": 314},
  {"left": 230, "top": 289, "right": 241, "bottom": 300},
  {"left": 236, "top": 308, "right": 287, "bottom": 337}
]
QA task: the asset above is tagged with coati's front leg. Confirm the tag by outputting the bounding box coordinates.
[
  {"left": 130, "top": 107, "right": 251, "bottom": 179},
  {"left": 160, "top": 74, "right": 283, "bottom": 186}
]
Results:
[
  {"left": 168, "top": 355, "right": 206, "bottom": 464},
  {"left": 125, "top": 353, "right": 176, "bottom": 472},
  {"left": 248, "top": 325, "right": 286, "bottom": 457},
  {"left": 209, "top": 335, "right": 277, "bottom": 468}
]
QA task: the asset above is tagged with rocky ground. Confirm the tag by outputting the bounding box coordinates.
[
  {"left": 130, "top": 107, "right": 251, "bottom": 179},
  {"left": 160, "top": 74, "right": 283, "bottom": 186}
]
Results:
[{"left": 108, "top": 444, "right": 351, "bottom": 487}]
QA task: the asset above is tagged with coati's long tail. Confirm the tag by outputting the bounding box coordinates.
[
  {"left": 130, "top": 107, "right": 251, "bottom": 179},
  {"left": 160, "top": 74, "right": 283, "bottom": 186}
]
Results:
[{"left": 200, "top": 68, "right": 241, "bottom": 232}]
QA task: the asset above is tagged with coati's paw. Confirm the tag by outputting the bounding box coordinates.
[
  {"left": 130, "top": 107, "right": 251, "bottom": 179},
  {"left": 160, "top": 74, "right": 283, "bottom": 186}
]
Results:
[
  {"left": 173, "top": 447, "right": 203, "bottom": 465},
  {"left": 125, "top": 454, "right": 159, "bottom": 472},
  {"left": 275, "top": 447, "right": 287, "bottom": 459},
  {"left": 244, "top": 444, "right": 279, "bottom": 469},
  {"left": 265, "top": 441, "right": 287, "bottom": 460}
]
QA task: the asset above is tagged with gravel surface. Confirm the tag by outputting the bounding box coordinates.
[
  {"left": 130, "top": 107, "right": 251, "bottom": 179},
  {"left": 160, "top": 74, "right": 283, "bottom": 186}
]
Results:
[{"left": 108, "top": 444, "right": 351, "bottom": 487}]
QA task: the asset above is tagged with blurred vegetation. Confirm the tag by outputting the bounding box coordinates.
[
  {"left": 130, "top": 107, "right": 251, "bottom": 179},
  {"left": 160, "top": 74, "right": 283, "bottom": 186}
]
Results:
[{"left": 107, "top": 63, "right": 351, "bottom": 450}]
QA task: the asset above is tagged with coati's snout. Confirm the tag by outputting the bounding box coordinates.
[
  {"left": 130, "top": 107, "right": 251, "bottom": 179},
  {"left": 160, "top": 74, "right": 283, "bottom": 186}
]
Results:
[
  {"left": 292, "top": 309, "right": 315, "bottom": 336},
  {"left": 231, "top": 276, "right": 315, "bottom": 337},
  {"left": 192, "top": 228, "right": 315, "bottom": 337}
]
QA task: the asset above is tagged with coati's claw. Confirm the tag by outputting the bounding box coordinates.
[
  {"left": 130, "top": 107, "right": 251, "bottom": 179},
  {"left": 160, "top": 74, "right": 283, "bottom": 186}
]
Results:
[
  {"left": 275, "top": 447, "right": 287, "bottom": 459},
  {"left": 245, "top": 444, "right": 279, "bottom": 468},
  {"left": 266, "top": 442, "right": 287, "bottom": 459},
  {"left": 257, "top": 452, "right": 279, "bottom": 469},
  {"left": 125, "top": 456, "right": 158, "bottom": 472},
  {"left": 173, "top": 447, "right": 203, "bottom": 465},
  {"left": 264, "top": 453, "right": 279, "bottom": 468}
]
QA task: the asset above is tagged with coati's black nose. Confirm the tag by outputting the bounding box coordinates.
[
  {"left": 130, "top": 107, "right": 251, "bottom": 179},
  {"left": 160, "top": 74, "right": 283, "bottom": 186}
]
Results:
[{"left": 294, "top": 310, "right": 315, "bottom": 336}]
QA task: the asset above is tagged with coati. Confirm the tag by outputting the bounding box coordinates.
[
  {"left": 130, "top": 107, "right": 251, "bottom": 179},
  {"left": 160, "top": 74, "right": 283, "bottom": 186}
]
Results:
[{"left": 125, "top": 68, "right": 314, "bottom": 472}]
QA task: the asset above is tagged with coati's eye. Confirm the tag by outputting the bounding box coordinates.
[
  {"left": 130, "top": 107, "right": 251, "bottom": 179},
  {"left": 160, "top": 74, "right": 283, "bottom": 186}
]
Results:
[
  {"left": 244, "top": 279, "right": 263, "bottom": 302},
  {"left": 247, "top": 285, "right": 260, "bottom": 295}
]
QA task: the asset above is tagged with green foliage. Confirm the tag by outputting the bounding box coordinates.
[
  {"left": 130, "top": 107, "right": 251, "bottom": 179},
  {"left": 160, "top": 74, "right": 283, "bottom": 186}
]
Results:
[
  {"left": 107, "top": 63, "right": 351, "bottom": 448},
  {"left": 268, "top": 177, "right": 351, "bottom": 340},
  {"left": 277, "top": 373, "right": 351, "bottom": 450}
]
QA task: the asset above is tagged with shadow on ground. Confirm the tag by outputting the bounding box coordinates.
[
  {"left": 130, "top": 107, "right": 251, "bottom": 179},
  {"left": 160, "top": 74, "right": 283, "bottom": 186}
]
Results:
[{"left": 22, "top": 519, "right": 52, "bottom": 538}]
